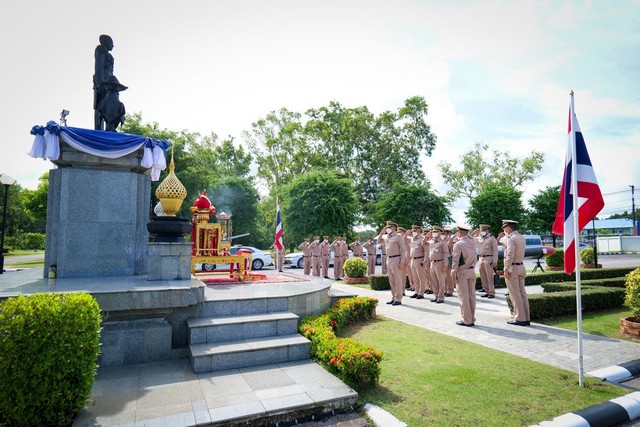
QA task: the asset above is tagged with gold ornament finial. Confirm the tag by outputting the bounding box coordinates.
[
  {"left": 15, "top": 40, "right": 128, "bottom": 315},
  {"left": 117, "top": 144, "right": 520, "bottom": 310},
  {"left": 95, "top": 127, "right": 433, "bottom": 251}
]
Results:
[{"left": 155, "top": 146, "right": 187, "bottom": 216}]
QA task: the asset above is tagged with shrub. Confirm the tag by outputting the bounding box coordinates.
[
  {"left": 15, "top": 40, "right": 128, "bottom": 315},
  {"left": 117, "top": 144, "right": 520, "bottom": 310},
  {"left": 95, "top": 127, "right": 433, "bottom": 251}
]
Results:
[
  {"left": 625, "top": 268, "right": 640, "bottom": 318},
  {"left": 545, "top": 248, "right": 564, "bottom": 267},
  {"left": 0, "top": 293, "right": 102, "bottom": 426},
  {"left": 299, "top": 297, "right": 382, "bottom": 390},
  {"left": 524, "top": 267, "right": 637, "bottom": 286},
  {"left": 4, "top": 232, "right": 46, "bottom": 250},
  {"left": 344, "top": 257, "right": 367, "bottom": 278},
  {"left": 369, "top": 275, "right": 390, "bottom": 291},
  {"left": 580, "top": 247, "right": 595, "bottom": 265}
]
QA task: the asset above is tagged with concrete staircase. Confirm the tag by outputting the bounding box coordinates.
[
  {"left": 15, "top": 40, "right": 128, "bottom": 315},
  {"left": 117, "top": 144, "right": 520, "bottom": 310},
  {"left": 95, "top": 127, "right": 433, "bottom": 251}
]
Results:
[{"left": 187, "top": 300, "right": 311, "bottom": 373}]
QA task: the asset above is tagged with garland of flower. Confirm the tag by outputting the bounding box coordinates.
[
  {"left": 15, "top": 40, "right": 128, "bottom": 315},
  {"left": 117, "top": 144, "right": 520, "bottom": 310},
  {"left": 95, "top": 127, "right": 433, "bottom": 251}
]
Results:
[{"left": 299, "top": 296, "right": 382, "bottom": 390}]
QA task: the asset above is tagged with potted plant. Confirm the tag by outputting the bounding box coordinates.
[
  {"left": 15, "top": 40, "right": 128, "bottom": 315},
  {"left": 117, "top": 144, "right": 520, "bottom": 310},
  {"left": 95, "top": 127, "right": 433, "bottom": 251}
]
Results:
[
  {"left": 621, "top": 268, "right": 640, "bottom": 339},
  {"left": 579, "top": 247, "right": 600, "bottom": 269},
  {"left": 343, "top": 257, "right": 369, "bottom": 284},
  {"left": 545, "top": 248, "right": 564, "bottom": 271}
]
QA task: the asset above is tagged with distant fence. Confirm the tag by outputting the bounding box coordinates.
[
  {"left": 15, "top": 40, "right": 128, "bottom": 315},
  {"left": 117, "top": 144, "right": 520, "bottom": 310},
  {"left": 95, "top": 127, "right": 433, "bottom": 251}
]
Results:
[{"left": 596, "top": 236, "right": 640, "bottom": 252}]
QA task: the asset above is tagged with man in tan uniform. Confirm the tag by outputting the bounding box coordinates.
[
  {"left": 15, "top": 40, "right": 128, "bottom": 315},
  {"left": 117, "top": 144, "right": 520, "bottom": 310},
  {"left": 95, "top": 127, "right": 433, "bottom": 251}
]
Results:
[
  {"left": 331, "top": 237, "right": 344, "bottom": 280},
  {"left": 363, "top": 236, "right": 377, "bottom": 275},
  {"left": 473, "top": 224, "right": 498, "bottom": 298},
  {"left": 442, "top": 228, "right": 455, "bottom": 297},
  {"left": 398, "top": 227, "right": 413, "bottom": 292},
  {"left": 340, "top": 236, "right": 350, "bottom": 275},
  {"left": 298, "top": 238, "right": 312, "bottom": 275},
  {"left": 499, "top": 220, "right": 530, "bottom": 326},
  {"left": 379, "top": 234, "right": 387, "bottom": 275},
  {"left": 428, "top": 226, "right": 450, "bottom": 303},
  {"left": 408, "top": 225, "right": 429, "bottom": 299},
  {"left": 349, "top": 236, "right": 364, "bottom": 258},
  {"left": 378, "top": 221, "right": 407, "bottom": 306},
  {"left": 451, "top": 223, "right": 477, "bottom": 326},
  {"left": 308, "top": 235, "right": 322, "bottom": 277},
  {"left": 421, "top": 230, "right": 432, "bottom": 294},
  {"left": 320, "top": 235, "right": 331, "bottom": 279}
]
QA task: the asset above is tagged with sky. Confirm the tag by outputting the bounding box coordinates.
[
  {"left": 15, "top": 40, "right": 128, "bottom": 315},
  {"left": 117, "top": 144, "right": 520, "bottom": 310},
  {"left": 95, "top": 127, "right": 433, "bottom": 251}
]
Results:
[{"left": 1, "top": 0, "right": 639, "bottom": 223}]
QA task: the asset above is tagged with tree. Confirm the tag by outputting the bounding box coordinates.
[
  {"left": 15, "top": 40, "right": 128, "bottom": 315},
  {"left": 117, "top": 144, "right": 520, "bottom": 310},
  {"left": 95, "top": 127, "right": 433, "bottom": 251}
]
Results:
[
  {"left": 282, "top": 171, "right": 358, "bottom": 248},
  {"left": 465, "top": 183, "right": 526, "bottom": 232},
  {"left": 527, "top": 185, "right": 560, "bottom": 238},
  {"left": 209, "top": 177, "right": 259, "bottom": 246},
  {"left": 19, "top": 172, "right": 49, "bottom": 233},
  {"left": 608, "top": 210, "right": 633, "bottom": 220},
  {"left": 438, "top": 142, "right": 544, "bottom": 201},
  {"left": 369, "top": 182, "right": 451, "bottom": 229}
]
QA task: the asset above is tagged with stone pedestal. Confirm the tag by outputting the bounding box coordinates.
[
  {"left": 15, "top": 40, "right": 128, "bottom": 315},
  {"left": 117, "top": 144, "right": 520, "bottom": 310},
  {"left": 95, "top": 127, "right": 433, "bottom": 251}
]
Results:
[
  {"left": 148, "top": 242, "right": 192, "bottom": 281},
  {"left": 44, "top": 143, "right": 151, "bottom": 278}
]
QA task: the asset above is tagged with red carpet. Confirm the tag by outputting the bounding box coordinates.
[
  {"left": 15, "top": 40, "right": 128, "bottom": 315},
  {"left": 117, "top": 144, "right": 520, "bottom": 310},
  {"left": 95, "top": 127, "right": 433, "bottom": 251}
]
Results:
[{"left": 198, "top": 272, "right": 309, "bottom": 285}]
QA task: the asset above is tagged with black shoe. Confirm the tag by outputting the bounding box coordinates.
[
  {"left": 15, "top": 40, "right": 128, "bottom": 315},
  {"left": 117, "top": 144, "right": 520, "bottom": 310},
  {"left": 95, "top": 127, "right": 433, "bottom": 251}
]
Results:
[
  {"left": 435, "top": 299, "right": 444, "bottom": 304},
  {"left": 324, "top": 276, "right": 330, "bottom": 279},
  {"left": 430, "top": 298, "right": 438, "bottom": 302},
  {"left": 410, "top": 294, "right": 418, "bottom": 298},
  {"left": 444, "top": 293, "right": 453, "bottom": 297},
  {"left": 487, "top": 295, "right": 495, "bottom": 299},
  {"left": 456, "top": 321, "right": 474, "bottom": 327},
  {"left": 525, "top": 321, "right": 531, "bottom": 326},
  {"left": 409, "top": 288, "right": 415, "bottom": 292},
  {"left": 391, "top": 301, "right": 402, "bottom": 306},
  {"left": 336, "top": 278, "right": 342, "bottom": 281},
  {"left": 386, "top": 300, "right": 395, "bottom": 305},
  {"left": 481, "top": 294, "right": 489, "bottom": 298},
  {"left": 416, "top": 295, "right": 425, "bottom": 299},
  {"left": 426, "top": 290, "right": 434, "bottom": 294},
  {"left": 507, "top": 320, "right": 529, "bottom": 326}
]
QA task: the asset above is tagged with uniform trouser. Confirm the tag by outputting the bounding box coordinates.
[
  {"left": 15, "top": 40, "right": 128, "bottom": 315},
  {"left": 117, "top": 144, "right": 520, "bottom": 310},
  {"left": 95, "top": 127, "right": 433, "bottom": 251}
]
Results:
[
  {"left": 334, "top": 257, "right": 343, "bottom": 279},
  {"left": 456, "top": 268, "right": 477, "bottom": 325},
  {"left": 410, "top": 258, "right": 429, "bottom": 295},
  {"left": 430, "top": 260, "right": 447, "bottom": 300},
  {"left": 312, "top": 256, "right": 321, "bottom": 276},
  {"left": 423, "top": 258, "right": 432, "bottom": 290},
  {"left": 387, "top": 256, "right": 403, "bottom": 302},
  {"left": 303, "top": 256, "right": 311, "bottom": 275},
  {"left": 479, "top": 257, "right": 495, "bottom": 295},
  {"left": 505, "top": 265, "right": 529, "bottom": 321},
  {"left": 381, "top": 254, "right": 387, "bottom": 274},
  {"left": 367, "top": 255, "right": 376, "bottom": 275},
  {"left": 408, "top": 260, "right": 418, "bottom": 288},
  {"left": 445, "top": 265, "right": 454, "bottom": 294},
  {"left": 276, "top": 253, "right": 284, "bottom": 272},
  {"left": 322, "top": 255, "right": 330, "bottom": 277}
]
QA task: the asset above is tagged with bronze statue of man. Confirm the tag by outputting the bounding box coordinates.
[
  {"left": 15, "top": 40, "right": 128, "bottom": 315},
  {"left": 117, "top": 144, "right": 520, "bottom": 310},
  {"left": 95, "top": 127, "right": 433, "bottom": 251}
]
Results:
[{"left": 93, "top": 35, "right": 127, "bottom": 131}]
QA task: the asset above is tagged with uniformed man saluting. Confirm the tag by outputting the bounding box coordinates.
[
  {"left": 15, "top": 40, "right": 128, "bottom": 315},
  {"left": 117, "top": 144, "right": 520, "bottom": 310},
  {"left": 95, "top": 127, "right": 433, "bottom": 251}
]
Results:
[
  {"left": 363, "top": 236, "right": 377, "bottom": 276},
  {"left": 473, "top": 224, "right": 498, "bottom": 298},
  {"left": 308, "top": 236, "right": 322, "bottom": 277},
  {"left": 298, "top": 238, "right": 312, "bottom": 275},
  {"left": 378, "top": 221, "right": 407, "bottom": 306}
]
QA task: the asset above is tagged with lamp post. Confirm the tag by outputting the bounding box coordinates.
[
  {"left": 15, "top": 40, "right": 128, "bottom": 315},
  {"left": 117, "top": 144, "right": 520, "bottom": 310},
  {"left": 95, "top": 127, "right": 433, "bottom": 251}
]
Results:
[
  {"left": 0, "top": 174, "right": 16, "bottom": 274},
  {"left": 631, "top": 185, "right": 636, "bottom": 236}
]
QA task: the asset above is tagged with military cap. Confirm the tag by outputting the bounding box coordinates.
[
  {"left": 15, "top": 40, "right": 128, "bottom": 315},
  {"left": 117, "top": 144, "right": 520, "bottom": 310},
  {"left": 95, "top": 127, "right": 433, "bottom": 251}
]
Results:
[
  {"left": 397, "top": 226, "right": 406, "bottom": 232},
  {"left": 432, "top": 225, "right": 444, "bottom": 232},
  {"left": 455, "top": 223, "right": 472, "bottom": 231},
  {"left": 479, "top": 224, "right": 490, "bottom": 230},
  {"left": 443, "top": 227, "right": 452, "bottom": 233},
  {"left": 501, "top": 220, "right": 519, "bottom": 229},
  {"left": 386, "top": 220, "right": 398, "bottom": 227},
  {"left": 411, "top": 224, "right": 422, "bottom": 231},
  {"left": 314, "top": 235, "right": 320, "bottom": 239}
]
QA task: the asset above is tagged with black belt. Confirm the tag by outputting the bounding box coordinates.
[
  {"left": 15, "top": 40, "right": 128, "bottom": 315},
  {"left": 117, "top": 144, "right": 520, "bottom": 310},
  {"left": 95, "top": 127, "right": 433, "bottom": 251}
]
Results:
[
  {"left": 512, "top": 262, "right": 523, "bottom": 265},
  {"left": 468, "top": 266, "right": 475, "bottom": 269},
  {"left": 412, "top": 256, "right": 423, "bottom": 259},
  {"left": 382, "top": 253, "right": 387, "bottom": 256},
  {"left": 334, "top": 256, "right": 342, "bottom": 258},
  {"left": 312, "top": 255, "right": 318, "bottom": 257},
  {"left": 481, "top": 255, "right": 493, "bottom": 257},
  {"left": 388, "top": 254, "right": 400, "bottom": 258},
  {"left": 304, "top": 256, "right": 310, "bottom": 258},
  {"left": 432, "top": 259, "right": 443, "bottom": 263}
]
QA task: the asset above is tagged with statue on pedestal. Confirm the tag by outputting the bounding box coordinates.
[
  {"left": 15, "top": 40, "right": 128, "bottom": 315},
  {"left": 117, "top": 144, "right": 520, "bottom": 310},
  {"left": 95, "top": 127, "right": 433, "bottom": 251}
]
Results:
[{"left": 93, "top": 34, "right": 127, "bottom": 131}]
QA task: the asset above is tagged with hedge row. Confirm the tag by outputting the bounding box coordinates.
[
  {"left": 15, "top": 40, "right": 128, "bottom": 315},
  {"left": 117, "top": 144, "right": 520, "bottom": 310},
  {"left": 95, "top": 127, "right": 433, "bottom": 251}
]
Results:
[
  {"left": 523, "top": 267, "right": 637, "bottom": 285},
  {"left": 507, "top": 287, "right": 626, "bottom": 320},
  {"left": 541, "top": 277, "right": 627, "bottom": 292},
  {"left": 0, "top": 293, "right": 102, "bottom": 426},
  {"left": 299, "top": 297, "right": 382, "bottom": 390}
]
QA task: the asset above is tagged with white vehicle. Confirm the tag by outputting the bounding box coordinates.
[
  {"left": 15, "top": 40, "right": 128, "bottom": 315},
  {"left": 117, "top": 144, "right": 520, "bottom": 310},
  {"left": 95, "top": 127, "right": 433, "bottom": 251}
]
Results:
[
  {"left": 198, "top": 245, "right": 273, "bottom": 271},
  {"left": 284, "top": 249, "right": 354, "bottom": 269}
]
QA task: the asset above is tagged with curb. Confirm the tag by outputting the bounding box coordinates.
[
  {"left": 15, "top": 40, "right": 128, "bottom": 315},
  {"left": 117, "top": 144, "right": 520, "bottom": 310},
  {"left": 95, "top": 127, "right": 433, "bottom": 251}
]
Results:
[
  {"left": 364, "top": 403, "right": 407, "bottom": 427},
  {"left": 532, "top": 359, "right": 640, "bottom": 426}
]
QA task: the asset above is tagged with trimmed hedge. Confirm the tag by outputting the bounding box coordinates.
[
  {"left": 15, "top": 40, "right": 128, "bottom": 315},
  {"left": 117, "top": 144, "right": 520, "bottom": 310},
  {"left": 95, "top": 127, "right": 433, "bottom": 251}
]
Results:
[
  {"left": 0, "top": 293, "right": 102, "bottom": 426},
  {"left": 369, "top": 275, "right": 390, "bottom": 290},
  {"left": 541, "top": 277, "right": 627, "bottom": 292},
  {"left": 344, "top": 257, "right": 367, "bottom": 278},
  {"left": 522, "top": 267, "right": 637, "bottom": 285},
  {"left": 509, "top": 287, "right": 626, "bottom": 320},
  {"left": 299, "top": 297, "right": 382, "bottom": 390}
]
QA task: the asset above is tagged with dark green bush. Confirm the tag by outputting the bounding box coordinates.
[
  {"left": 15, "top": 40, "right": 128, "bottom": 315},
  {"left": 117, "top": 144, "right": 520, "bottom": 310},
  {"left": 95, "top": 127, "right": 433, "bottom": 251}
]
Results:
[
  {"left": 299, "top": 297, "right": 382, "bottom": 390},
  {"left": 542, "top": 277, "right": 627, "bottom": 293},
  {"left": 580, "top": 247, "right": 595, "bottom": 265},
  {"left": 507, "top": 287, "right": 625, "bottom": 320},
  {"left": 0, "top": 293, "right": 102, "bottom": 426},
  {"left": 369, "top": 275, "right": 390, "bottom": 290},
  {"left": 344, "top": 257, "right": 367, "bottom": 278},
  {"left": 476, "top": 273, "right": 505, "bottom": 289},
  {"left": 523, "top": 267, "right": 637, "bottom": 285},
  {"left": 4, "top": 232, "right": 46, "bottom": 250}
]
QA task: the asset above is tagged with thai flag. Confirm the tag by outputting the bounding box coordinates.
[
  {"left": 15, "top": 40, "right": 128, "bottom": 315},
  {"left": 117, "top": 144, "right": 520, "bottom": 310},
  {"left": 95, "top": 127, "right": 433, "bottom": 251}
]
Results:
[
  {"left": 274, "top": 197, "right": 284, "bottom": 251},
  {"left": 552, "top": 97, "right": 604, "bottom": 274}
]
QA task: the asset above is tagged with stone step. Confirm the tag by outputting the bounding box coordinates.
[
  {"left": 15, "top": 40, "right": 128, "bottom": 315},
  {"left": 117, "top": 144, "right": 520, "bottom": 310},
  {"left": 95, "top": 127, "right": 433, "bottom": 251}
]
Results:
[
  {"left": 189, "top": 334, "right": 311, "bottom": 373},
  {"left": 187, "top": 312, "right": 299, "bottom": 344}
]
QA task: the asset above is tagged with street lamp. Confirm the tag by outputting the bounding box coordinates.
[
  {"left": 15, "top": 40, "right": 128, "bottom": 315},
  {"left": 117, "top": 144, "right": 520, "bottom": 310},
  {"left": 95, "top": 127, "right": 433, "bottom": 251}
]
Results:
[{"left": 0, "top": 174, "right": 16, "bottom": 274}]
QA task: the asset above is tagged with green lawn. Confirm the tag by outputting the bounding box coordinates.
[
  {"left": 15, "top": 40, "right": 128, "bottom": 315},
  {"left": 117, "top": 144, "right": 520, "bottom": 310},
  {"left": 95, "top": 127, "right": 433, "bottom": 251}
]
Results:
[
  {"left": 540, "top": 303, "right": 639, "bottom": 343},
  {"left": 341, "top": 317, "right": 626, "bottom": 427}
]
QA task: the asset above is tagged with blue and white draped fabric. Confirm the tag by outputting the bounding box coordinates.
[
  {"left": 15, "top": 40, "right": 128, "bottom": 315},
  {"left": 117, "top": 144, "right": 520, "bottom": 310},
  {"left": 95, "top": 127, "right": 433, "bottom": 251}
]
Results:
[{"left": 28, "top": 121, "right": 170, "bottom": 181}]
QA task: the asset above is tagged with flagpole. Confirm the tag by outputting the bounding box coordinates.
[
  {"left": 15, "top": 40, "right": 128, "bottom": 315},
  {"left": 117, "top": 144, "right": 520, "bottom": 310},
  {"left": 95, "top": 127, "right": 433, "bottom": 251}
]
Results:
[{"left": 570, "top": 90, "right": 585, "bottom": 387}]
